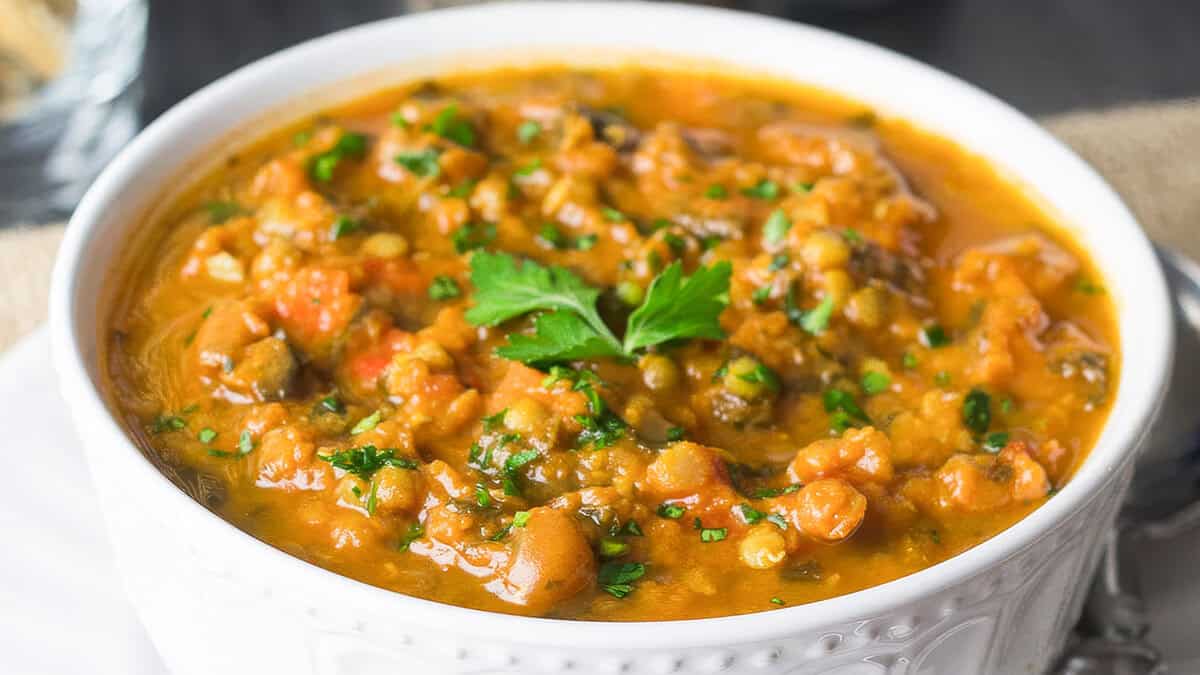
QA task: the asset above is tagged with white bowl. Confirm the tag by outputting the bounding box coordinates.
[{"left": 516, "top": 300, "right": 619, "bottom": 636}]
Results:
[{"left": 50, "top": 3, "right": 1173, "bottom": 674}]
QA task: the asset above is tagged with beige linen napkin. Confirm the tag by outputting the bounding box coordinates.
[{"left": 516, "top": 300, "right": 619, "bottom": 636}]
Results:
[{"left": 2, "top": 98, "right": 1198, "bottom": 353}]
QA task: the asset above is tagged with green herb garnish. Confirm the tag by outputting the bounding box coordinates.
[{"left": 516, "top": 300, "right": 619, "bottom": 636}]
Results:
[
  {"left": 329, "top": 215, "right": 361, "bottom": 240},
  {"left": 197, "top": 428, "right": 217, "bottom": 444},
  {"left": 204, "top": 201, "right": 243, "bottom": 224},
  {"left": 426, "top": 104, "right": 475, "bottom": 147},
  {"left": 598, "top": 561, "right": 645, "bottom": 598},
  {"left": 309, "top": 132, "right": 368, "bottom": 182},
  {"left": 705, "top": 184, "right": 728, "bottom": 200},
  {"left": 466, "top": 251, "right": 731, "bottom": 366},
  {"left": 963, "top": 388, "right": 992, "bottom": 434},
  {"left": 350, "top": 410, "right": 382, "bottom": 435},
  {"left": 451, "top": 222, "right": 497, "bottom": 254},
  {"left": 700, "top": 527, "right": 728, "bottom": 543},
  {"left": 741, "top": 179, "right": 780, "bottom": 200},
  {"left": 517, "top": 120, "right": 542, "bottom": 145},
  {"left": 317, "top": 444, "right": 417, "bottom": 479},
  {"left": 395, "top": 149, "right": 441, "bottom": 178},
  {"left": 763, "top": 209, "right": 791, "bottom": 246},
  {"left": 428, "top": 275, "right": 461, "bottom": 301},
  {"left": 921, "top": 324, "right": 951, "bottom": 348},
  {"left": 983, "top": 431, "right": 1010, "bottom": 453},
  {"left": 657, "top": 503, "right": 685, "bottom": 519}
]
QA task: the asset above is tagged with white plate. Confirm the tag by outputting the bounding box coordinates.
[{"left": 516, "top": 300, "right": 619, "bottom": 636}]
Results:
[
  {"left": 0, "top": 326, "right": 166, "bottom": 675},
  {"left": 1, "top": 323, "right": 1196, "bottom": 673}
]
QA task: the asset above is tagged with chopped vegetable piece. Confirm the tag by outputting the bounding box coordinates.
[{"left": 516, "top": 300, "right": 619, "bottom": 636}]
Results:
[
  {"left": 426, "top": 104, "right": 476, "bottom": 147},
  {"left": 395, "top": 149, "right": 441, "bottom": 178},
  {"left": 705, "top": 184, "right": 728, "bottom": 199},
  {"left": 763, "top": 209, "right": 791, "bottom": 245},
  {"left": 861, "top": 371, "right": 891, "bottom": 395},
  {"left": 598, "top": 561, "right": 645, "bottom": 598},
  {"left": 657, "top": 503, "right": 685, "bottom": 519},
  {"left": 963, "top": 388, "right": 992, "bottom": 434},
  {"left": 317, "top": 444, "right": 417, "bottom": 479},
  {"left": 350, "top": 410, "right": 382, "bottom": 434},
  {"left": 921, "top": 324, "right": 951, "bottom": 348},
  {"left": 742, "top": 179, "right": 779, "bottom": 200},
  {"left": 517, "top": 120, "right": 542, "bottom": 144}
]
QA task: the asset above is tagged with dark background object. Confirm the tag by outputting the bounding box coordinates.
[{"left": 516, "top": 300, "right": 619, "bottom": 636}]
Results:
[{"left": 142, "top": 0, "right": 1200, "bottom": 123}]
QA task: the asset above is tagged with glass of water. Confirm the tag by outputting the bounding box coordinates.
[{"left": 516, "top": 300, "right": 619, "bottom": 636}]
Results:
[{"left": 0, "top": 0, "right": 146, "bottom": 225}]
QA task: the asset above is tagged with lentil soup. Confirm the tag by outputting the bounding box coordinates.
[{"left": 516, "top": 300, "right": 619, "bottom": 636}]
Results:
[{"left": 106, "top": 66, "right": 1118, "bottom": 620}]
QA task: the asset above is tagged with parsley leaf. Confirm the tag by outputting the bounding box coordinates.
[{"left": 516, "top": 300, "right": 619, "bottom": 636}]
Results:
[
  {"left": 598, "top": 561, "right": 645, "bottom": 598},
  {"left": 428, "top": 275, "right": 461, "bottom": 301},
  {"left": 517, "top": 120, "right": 542, "bottom": 144},
  {"left": 309, "top": 132, "right": 368, "bottom": 182},
  {"left": 763, "top": 209, "right": 791, "bottom": 245},
  {"left": 204, "top": 201, "right": 243, "bottom": 224},
  {"left": 742, "top": 179, "right": 780, "bottom": 200},
  {"left": 426, "top": 104, "right": 475, "bottom": 147},
  {"left": 395, "top": 149, "right": 441, "bottom": 178},
  {"left": 963, "top": 388, "right": 992, "bottom": 434},
  {"left": 623, "top": 260, "right": 732, "bottom": 353}
]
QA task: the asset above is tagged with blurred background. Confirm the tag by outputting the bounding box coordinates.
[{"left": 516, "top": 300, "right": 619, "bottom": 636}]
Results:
[
  {"left": 3, "top": 0, "right": 1199, "bottom": 225},
  {"left": 142, "top": 0, "right": 1200, "bottom": 118}
]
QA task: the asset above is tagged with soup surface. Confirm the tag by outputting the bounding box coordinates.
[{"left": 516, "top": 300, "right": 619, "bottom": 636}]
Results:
[{"left": 107, "top": 66, "right": 1117, "bottom": 620}]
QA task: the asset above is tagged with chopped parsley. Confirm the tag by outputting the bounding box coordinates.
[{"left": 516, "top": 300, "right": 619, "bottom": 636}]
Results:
[
  {"left": 741, "top": 179, "right": 780, "bottom": 200},
  {"left": 704, "top": 184, "right": 728, "bottom": 200},
  {"left": 598, "top": 561, "right": 645, "bottom": 598},
  {"left": 448, "top": 179, "right": 476, "bottom": 198},
  {"left": 599, "top": 538, "right": 630, "bottom": 558},
  {"left": 738, "top": 503, "right": 766, "bottom": 524},
  {"left": 752, "top": 286, "right": 771, "bottom": 306},
  {"left": 766, "top": 513, "right": 789, "bottom": 530},
  {"left": 426, "top": 104, "right": 476, "bottom": 147},
  {"left": 823, "top": 388, "right": 871, "bottom": 432},
  {"left": 621, "top": 520, "right": 644, "bottom": 537},
  {"left": 983, "top": 431, "right": 1010, "bottom": 453},
  {"left": 763, "top": 209, "right": 791, "bottom": 246},
  {"left": 920, "top": 324, "right": 952, "bottom": 348},
  {"left": 517, "top": 120, "right": 542, "bottom": 144},
  {"left": 737, "top": 361, "right": 781, "bottom": 393},
  {"left": 428, "top": 275, "right": 461, "bottom": 301},
  {"left": 317, "top": 444, "right": 417, "bottom": 479},
  {"left": 657, "top": 502, "right": 685, "bottom": 519},
  {"left": 665, "top": 426, "right": 685, "bottom": 442},
  {"left": 398, "top": 523, "right": 424, "bottom": 552},
  {"left": 207, "top": 430, "right": 256, "bottom": 459},
  {"left": 395, "top": 148, "right": 441, "bottom": 178},
  {"left": 770, "top": 597, "right": 786, "bottom": 606},
  {"left": 768, "top": 254, "right": 790, "bottom": 271},
  {"left": 204, "top": 200, "right": 243, "bottom": 224},
  {"left": 934, "top": 371, "right": 952, "bottom": 387},
  {"left": 350, "top": 410, "right": 382, "bottom": 435},
  {"left": 751, "top": 484, "right": 801, "bottom": 499},
  {"left": 512, "top": 510, "right": 531, "bottom": 527},
  {"left": 786, "top": 287, "right": 836, "bottom": 335},
  {"left": 475, "top": 483, "right": 492, "bottom": 508},
  {"left": 319, "top": 395, "right": 345, "bottom": 414},
  {"left": 699, "top": 526, "right": 728, "bottom": 543},
  {"left": 481, "top": 408, "right": 508, "bottom": 432},
  {"left": 963, "top": 388, "right": 992, "bottom": 434},
  {"left": 514, "top": 158, "right": 542, "bottom": 177},
  {"left": 601, "top": 207, "right": 626, "bottom": 223},
  {"left": 451, "top": 222, "right": 497, "bottom": 253},
  {"left": 150, "top": 414, "right": 187, "bottom": 434},
  {"left": 309, "top": 131, "right": 368, "bottom": 182},
  {"left": 843, "top": 228, "right": 863, "bottom": 244},
  {"left": 902, "top": 351, "right": 918, "bottom": 369},
  {"left": 574, "top": 234, "right": 598, "bottom": 251},
  {"left": 1074, "top": 277, "right": 1105, "bottom": 295},
  {"left": 197, "top": 428, "right": 217, "bottom": 444},
  {"left": 365, "top": 480, "right": 379, "bottom": 516},
  {"left": 329, "top": 215, "right": 361, "bottom": 240},
  {"left": 537, "top": 223, "right": 566, "bottom": 249}
]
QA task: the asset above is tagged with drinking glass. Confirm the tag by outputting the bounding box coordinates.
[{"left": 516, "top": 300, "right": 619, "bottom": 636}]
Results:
[{"left": 0, "top": 0, "right": 146, "bottom": 225}]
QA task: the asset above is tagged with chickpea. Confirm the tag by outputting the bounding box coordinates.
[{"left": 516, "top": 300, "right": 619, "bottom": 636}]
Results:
[
  {"left": 739, "top": 523, "right": 788, "bottom": 569},
  {"left": 251, "top": 238, "right": 301, "bottom": 282},
  {"left": 504, "top": 397, "right": 551, "bottom": 437},
  {"left": 801, "top": 229, "right": 851, "bottom": 270},
  {"left": 361, "top": 232, "right": 409, "bottom": 259},
  {"left": 497, "top": 507, "right": 595, "bottom": 613},
  {"left": 791, "top": 478, "right": 867, "bottom": 541},
  {"left": 645, "top": 441, "right": 724, "bottom": 496},
  {"left": 639, "top": 353, "right": 680, "bottom": 391},
  {"left": 723, "top": 356, "right": 776, "bottom": 401},
  {"left": 205, "top": 251, "right": 245, "bottom": 283},
  {"left": 821, "top": 269, "right": 854, "bottom": 308},
  {"left": 335, "top": 475, "right": 369, "bottom": 508},
  {"left": 616, "top": 280, "right": 644, "bottom": 307},
  {"left": 845, "top": 286, "right": 886, "bottom": 328},
  {"left": 408, "top": 340, "right": 454, "bottom": 371},
  {"left": 372, "top": 465, "right": 424, "bottom": 515}
]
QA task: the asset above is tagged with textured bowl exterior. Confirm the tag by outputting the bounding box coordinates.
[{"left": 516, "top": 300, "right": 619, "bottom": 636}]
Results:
[
  {"left": 50, "top": 4, "right": 1172, "bottom": 675},
  {"left": 82, "top": 441, "right": 1133, "bottom": 675}
]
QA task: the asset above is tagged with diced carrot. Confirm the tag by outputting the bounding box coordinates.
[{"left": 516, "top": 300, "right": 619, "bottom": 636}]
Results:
[
  {"left": 273, "top": 267, "right": 362, "bottom": 358},
  {"left": 364, "top": 257, "right": 428, "bottom": 296}
]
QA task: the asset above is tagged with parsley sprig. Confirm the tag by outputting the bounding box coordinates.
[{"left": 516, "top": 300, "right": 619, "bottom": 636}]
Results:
[
  {"left": 465, "top": 251, "right": 731, "bottom": 365},
  {"left": 317, "top": 444, "right": 418, "bottom": 479}
]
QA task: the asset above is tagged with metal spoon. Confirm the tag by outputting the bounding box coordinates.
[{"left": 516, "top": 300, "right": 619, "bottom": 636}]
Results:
[{"left": 1054, "top": 246, "right": 1200, "bottom": 674}]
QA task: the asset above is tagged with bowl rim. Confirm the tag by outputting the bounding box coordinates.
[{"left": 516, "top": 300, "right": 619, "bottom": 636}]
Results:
[{"left": 50, "top": 0, "right": 1173, "bottom": 649}]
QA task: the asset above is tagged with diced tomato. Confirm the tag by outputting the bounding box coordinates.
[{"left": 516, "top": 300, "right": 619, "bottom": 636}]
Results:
[
  {"left": 273, "top": 267, "right": 362, "bottom": 359},
  {"left": 344, "top": 328, "right": 415, "bottom": 386}
]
